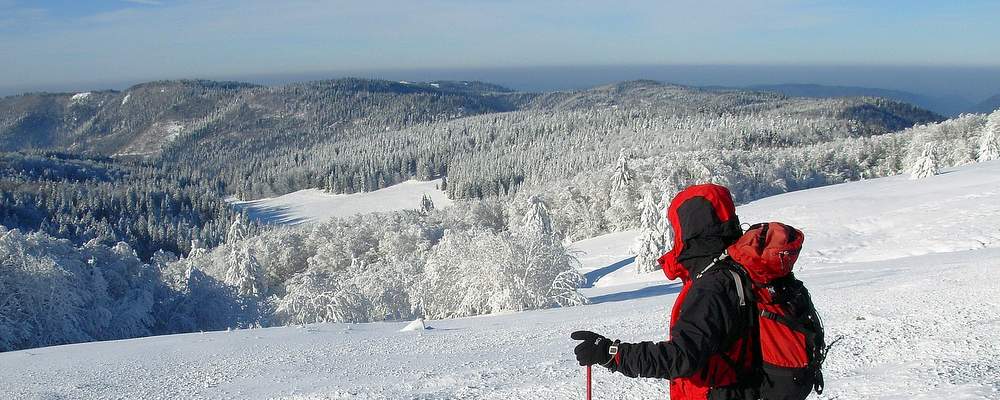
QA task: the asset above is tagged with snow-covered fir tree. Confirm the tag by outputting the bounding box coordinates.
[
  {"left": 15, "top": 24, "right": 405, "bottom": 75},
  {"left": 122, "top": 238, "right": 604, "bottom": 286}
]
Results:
[
  {"left": 188, "top": 240, "right": 207, "bottom": 259},
  {"left": 224, "top": 220, "right": 266, "bottom": 297},
  {"left": 979, "top": 110, "right": 1000, "bottom": 162},
  {"left": 910, "top": 144, "right": 939, "bottom": 179},
  {"left": 658, "top": 191, "right": 675, "bottom": 240},
  {"left": 520, "top": 196, "right": 553, "bottom": 237},
  {"left": 612, "top": 149, "right": 635, "bottom": 191},
  {"left": 605, "top": 149, "right": 640, "bottom": 231},
  {"left": 420, "top": 194, "right": 435, "bottom": 214},
  {"left": 633, "top": 192, "right": 665, "bottom": 273}
]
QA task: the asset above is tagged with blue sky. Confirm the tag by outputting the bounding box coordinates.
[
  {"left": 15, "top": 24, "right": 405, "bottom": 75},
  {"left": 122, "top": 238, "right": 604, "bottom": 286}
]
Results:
[{"left": 2, "top": 0, "right": 1000, "bottom": 94}]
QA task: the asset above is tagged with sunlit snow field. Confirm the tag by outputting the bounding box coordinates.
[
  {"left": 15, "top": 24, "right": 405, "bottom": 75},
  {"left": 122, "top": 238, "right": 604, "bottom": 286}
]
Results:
[
  {"left": 4, "top": 163, "right": 1000, "bottom": 399},
  {"left": 230, "top": 178, "right": 452, "bottom": 225}
]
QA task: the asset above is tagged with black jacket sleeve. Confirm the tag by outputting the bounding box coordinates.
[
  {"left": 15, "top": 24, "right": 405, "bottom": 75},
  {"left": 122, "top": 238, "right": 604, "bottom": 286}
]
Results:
[{"left": 610, "top": 271, "right": 745, "bottom": 379}]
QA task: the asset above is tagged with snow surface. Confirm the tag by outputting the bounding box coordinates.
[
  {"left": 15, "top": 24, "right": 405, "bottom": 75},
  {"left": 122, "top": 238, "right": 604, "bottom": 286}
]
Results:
[
  {"left": 71, "top": 92, "right": 92, "bottom": 101},
  {"left": 5, "top": 163, "right": 1000, "bottom": 399},
  {"left": 567, "top": 229, "right": 668, "bottom": 302},
  {"left": 231, "top": 179, "right": 452, "bottom": 225}
]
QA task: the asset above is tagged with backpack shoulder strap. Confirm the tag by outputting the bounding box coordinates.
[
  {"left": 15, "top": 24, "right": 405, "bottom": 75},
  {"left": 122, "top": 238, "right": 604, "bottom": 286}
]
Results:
[
  {"left": 728, "top": 269, "right": 746, "bottom": 307},
  {"left": 693, "top": 254, "right": 754, "bottom": 308},
  {"left": 719, "top": 258, "right": 763, "bottom": 394},
  {"left": 717, "top": 256, "right": 755, "bottom": 305}
]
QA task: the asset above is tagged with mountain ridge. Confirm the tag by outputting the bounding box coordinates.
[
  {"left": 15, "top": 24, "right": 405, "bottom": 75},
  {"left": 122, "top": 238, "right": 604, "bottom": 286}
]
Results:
[
  {"left": 2, "top": 77, "right": 946, "bottom": 201},
  {"left": 703, "top": 82, "right": 974, "bottom": 116}
]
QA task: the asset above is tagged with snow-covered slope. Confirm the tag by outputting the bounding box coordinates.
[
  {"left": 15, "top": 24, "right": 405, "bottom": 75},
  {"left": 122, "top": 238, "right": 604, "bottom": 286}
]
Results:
[
  {"left": 231, "top": 179, "right": 452, "bottom": 224},
  {"left": 5, "top": 163, "right": 1000, "bottom": 399},
  {"left": 739, "top": 165, "right": 1000, "bottom": 264},
  {"left": 567, "top": 230, "right": 670, "bottom": 303}
]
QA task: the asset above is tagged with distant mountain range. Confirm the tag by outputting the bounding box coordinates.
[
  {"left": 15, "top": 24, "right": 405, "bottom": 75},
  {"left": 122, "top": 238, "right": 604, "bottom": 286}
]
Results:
[{"left": 704, "top": 83, "right": 979, "bottom": 116}]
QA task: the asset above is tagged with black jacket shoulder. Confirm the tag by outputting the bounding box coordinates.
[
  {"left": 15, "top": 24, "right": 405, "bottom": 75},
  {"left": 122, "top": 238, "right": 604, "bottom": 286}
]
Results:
[{"left": 612, "top": 263, "right": 750, "bottom": 380}]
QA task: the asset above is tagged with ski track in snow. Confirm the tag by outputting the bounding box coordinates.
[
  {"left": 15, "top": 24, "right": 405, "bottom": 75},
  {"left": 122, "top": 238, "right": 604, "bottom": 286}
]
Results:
[{"left": 4, "top": 162, "right": 1000, "bottom": 399}]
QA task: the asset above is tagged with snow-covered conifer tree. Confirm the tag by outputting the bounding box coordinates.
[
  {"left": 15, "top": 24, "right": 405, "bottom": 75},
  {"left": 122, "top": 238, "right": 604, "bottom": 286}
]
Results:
[
  {"left": 420, "top": 194, "right": 435, "bottom": 214},
  {"left": 979, "top": 110, "right": 1000, "bottom": 162},
  {"left": 605, "top": 149, "right": 640, "bottom": 230},
  {"left": 188, "top": 239, "right": 207, "bottom": 259},
  {"left": 633, "top": 193, "right": 665, "bottom": 273},
  {"left": 634, "top": 230, "right": 662, "bottom": 274},
  {"left": 224, "top": 220, "right": 265, "bottom": 297},
  {"left": 519, "top": 196, "right": 553, "bottom": 237},
  {"left": 909, "top": 144, "right": 939, "bottom": 179},
  {"left": 611, "top": 149, "right": 634, "bottom": 191}
]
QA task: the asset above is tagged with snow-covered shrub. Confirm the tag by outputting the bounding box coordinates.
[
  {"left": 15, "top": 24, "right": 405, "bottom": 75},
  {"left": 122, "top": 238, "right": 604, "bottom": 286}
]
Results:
[
  {"left": 909, "top": 145, "right": 939, "bottom": 179},
  {"left": 263, "top": 211, "right": 436, "bottom": 324},
  {"left": 901, "top": 114, "right": 985, "bottom": 168},
  {"left": 0, "top": 227, "right": 158, "bottom": 351},
  {"left": 420, "top": 227, "right": 585, "bottom": 319},
  {"left": 273, "top": 266, "right": 374, "bottom": 324},
  {"left": 80, "top": 241, "right": 157, "bottom": 341},
  {"left": 245, "top": 227, "right": 309, "bottom": 294},
  {"left": 263, "top": 202, "right": 583, "bottom": 324},
  {"left": 270, "top": 238, "right": 419, "bottom": 325},
  {"left": 980, "top": 110, "right": 1000, "bottom": 161}
]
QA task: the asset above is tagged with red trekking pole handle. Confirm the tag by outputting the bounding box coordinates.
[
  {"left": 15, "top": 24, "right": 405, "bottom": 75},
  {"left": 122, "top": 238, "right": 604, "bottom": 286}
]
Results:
[{"left": 586, "top": 365, "right": 592, "bottom": 400}]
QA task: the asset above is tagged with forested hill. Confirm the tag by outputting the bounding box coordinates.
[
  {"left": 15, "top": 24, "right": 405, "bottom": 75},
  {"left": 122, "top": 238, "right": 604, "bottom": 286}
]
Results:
[
  {"left": 524, "top": 80, "right": 940, "bottom": 129},
  {"left": 0, "top": 79, "right": 516, "bottom": 157},
  {"left": 0, "top": 151, "right": 241, "bottom": 260},
  {"left": 718, "top": 83, "right": 973, "bottom": 117},
  {"left": 1, "top": 78, "right": 943, "bottom": 201},
  {"left": 164, "top": 79, "right": 941, "bottom": 200}
]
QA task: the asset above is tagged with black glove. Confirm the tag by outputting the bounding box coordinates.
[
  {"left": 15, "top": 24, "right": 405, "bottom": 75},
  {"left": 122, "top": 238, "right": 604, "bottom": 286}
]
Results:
[{"left": 571, "top": 330, "right": 614, "bottom": 366}]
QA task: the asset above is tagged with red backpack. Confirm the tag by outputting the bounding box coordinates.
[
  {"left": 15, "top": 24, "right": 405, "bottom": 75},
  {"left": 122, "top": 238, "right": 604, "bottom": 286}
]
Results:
[{"left": 727, "top": 222, "right": 829, "bottom": 400}]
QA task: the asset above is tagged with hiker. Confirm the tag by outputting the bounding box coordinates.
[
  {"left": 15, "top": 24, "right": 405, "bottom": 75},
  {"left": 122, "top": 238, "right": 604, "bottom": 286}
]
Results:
[{"left": 571, "top": 183, "right": 826, "bottom": 400}]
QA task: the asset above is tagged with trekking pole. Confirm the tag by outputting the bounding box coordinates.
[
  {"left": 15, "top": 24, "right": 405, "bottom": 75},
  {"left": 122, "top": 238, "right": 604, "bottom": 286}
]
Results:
[{"left": 586, "top": 365, "right": 592, "bottom": 400}]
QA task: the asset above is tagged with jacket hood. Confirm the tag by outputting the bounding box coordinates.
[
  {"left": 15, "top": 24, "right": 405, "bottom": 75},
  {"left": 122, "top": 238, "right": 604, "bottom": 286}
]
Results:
[{"left": 657, "top": 184, "right": 742, "bottom": 281}]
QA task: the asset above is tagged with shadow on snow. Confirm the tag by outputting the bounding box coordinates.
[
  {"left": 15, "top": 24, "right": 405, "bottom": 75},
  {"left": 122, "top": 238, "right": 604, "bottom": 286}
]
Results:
[
  {"left": 231, "top": 202, "right": 309, "bottom": 225},
  {"left": 587, "top": 282, "right": 682, "bottom": 304},
  {"left": 582, "top": 256, "right": 636, "bottom": 288}
]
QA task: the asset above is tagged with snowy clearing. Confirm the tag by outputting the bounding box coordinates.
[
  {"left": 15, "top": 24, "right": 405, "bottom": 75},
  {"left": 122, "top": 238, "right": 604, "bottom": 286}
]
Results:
[
  {"left": 230, "top": 179, "right": 452, "bottom": 224},
  {"left": 4, "top": 163, "right": 1000, "bottom": 399}
]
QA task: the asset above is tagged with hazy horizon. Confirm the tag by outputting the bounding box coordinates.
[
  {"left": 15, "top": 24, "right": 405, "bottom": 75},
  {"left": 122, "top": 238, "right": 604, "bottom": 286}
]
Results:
[{"left": 3, "top": 64, "right": 1000, "bottom": 106}]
